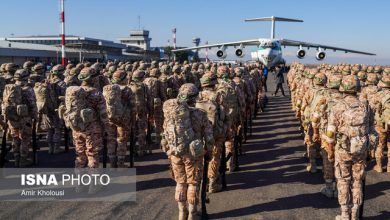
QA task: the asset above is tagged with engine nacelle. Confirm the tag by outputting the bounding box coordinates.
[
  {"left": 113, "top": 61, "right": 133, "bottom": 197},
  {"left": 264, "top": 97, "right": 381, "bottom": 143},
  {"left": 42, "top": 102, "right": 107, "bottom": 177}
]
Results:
[
  {"left": 216, "top": 49, "right": 227, "bottom": 59},
  {"left": 235, "top": 48, "right": 245, "bottom": 58},
  {"left": 296, "top": 49, "right": 306, "bottom": 59},
  {"left": 316, "top": 51, "right": 326, "bottom": 60}
]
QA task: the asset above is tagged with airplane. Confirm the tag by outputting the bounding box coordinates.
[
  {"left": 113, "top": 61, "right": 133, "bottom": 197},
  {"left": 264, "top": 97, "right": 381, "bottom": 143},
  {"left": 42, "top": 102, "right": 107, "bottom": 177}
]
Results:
[{"left": 172, "top": 16, "right": 375, "bottom": 68}]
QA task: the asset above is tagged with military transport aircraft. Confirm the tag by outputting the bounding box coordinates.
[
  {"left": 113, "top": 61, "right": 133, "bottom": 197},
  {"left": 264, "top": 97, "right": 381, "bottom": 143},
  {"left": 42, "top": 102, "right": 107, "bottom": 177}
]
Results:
[{"left": 172, "top": 16, "right": 375, "bottom": 68}]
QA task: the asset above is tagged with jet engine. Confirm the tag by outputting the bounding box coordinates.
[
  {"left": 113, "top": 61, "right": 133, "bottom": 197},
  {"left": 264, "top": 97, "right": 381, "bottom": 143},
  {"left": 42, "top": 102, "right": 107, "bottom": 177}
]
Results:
[
  {"left": 216, "top": 49, "right": 227, "bottom": 59},
  {"left": 296, "top": 49, "right": 306, "bottom": 59},
  {"left": 316, "top": 51, "right": 326, "bottom": 60},
  {"left": 235, "top": 48, "right": 245, "bottom": 58}
]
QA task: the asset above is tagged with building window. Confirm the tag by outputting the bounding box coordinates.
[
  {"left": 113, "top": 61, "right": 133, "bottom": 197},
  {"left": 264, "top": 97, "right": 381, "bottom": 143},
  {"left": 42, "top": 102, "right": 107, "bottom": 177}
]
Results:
[{"left": 137, "top": 41, "right": 140, "bottom": 45}]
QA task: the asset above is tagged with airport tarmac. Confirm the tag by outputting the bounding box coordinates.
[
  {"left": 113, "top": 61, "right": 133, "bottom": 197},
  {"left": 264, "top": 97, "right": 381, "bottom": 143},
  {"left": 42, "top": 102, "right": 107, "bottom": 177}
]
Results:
[{"left": 0, "top": 80, "right": 389, "bottom": 220}]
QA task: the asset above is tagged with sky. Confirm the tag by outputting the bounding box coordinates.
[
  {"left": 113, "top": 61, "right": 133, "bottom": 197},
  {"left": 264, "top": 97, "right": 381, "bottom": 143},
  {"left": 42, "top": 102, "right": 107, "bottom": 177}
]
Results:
[{"left": 0, "top": 0, "right": 389, "bottom": 64}]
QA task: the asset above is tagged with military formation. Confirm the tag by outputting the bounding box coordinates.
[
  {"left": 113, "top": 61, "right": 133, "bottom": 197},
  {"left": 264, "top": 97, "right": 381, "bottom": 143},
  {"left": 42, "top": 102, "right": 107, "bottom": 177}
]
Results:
[
  {"left": 288, "top": 63, "right": 390, "bottom": 220},
  {"left": 0, "top": 60, "right": 266, "bottom": 220}
]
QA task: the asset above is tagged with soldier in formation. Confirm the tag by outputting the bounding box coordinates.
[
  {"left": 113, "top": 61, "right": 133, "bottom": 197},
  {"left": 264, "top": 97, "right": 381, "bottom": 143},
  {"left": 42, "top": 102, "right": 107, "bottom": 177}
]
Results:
[{"left": 288, "top": 63, "right": 390, "bottom": 220}]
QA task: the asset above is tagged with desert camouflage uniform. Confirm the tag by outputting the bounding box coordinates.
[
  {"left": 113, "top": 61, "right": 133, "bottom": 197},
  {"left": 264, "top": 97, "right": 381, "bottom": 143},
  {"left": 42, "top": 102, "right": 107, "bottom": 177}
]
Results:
[
  {"left": 372, "top": 73, "right": 390, "bottom": 172},
  {"left": 73, "top": 68, "right": 109, "bottom": 168},
  {"left": 162, "top": 83, "right": 213, "bottom": 220},
  {"left": 326, "top": 75, "right": 369, "bottom": 220},
  {"left": 3, "top": 69, "right": 38, "bottom": 167},
  {"left": 144, "top": 68, "right": 167, "bottom": 148},
  {"left": 129, "top": 70, "right": 149, "bottom": 156},
  {"left": 216, "top": 66, "right": 239, "bottom": 172},
  {"left": 46, "top": 67, "right": 67, "bottom": 154},
  {"left": 311, "top": 73, "right": 342, "bottom": 198},
  {"left": 104, "top": 70, "right": 133, "bottom": 168}
]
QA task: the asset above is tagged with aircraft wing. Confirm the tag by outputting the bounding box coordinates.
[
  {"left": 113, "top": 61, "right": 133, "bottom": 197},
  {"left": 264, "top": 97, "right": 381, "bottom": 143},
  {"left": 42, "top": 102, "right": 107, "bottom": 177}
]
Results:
[
  {"left": 280, "top": 39, "right": 376, "bottom": 55},
  {"left": 172, "top": 39, "right": 260, "bottom": 52}
]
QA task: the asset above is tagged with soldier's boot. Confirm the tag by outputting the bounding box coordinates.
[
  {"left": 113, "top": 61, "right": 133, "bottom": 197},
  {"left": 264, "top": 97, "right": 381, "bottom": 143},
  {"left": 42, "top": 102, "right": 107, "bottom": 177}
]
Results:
[
  {"left": 14, "top": 153, "right": 20, "bottom": 168},
  {"left": 306, "top": 159, "right": 317, "bottom": 173},
  {"left": 188, "top": 203, "right": 200, "bottom": 220},
  {"left": 351, "top": 204, "right": 359, "bottom": 220},
  {"left": 108, "top": 156, "right": 117, "bottom": 168},
  {"left": 320, "top": 180, "right": 334, "bottom": 198},
  {"left": 19, "top": 156, "right": 33, "bottom": 168},
  {"left": 48, "top": 143, "right": 54, "bottom": 155},
  {"left": 373, "top": 158, "right": 383, "bottom": 173},
  {"left": 208, "top": 178, "right": 222, "bottom": 193},
  {"left": 178, "top": 202, "right": 188, "bottom": 220},
  {"left": 117, "top": 156, "right": 127, "bottom": 168},
  {"left": 53, "top": 143, "right": 65, "bottom": 154},
  {"left": 335, "top": 205, "right": 350, "bottom": 220}
]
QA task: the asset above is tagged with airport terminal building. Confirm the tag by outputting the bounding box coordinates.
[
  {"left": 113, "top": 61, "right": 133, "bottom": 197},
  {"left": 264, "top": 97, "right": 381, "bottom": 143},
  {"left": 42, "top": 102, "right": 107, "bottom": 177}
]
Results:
[{"left": 0, "top": 32, "right": 160, "bottom": 65}]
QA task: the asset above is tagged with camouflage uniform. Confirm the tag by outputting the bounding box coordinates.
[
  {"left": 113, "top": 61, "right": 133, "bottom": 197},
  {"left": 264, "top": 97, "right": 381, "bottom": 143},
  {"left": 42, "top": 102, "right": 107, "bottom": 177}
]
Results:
[
  {"left": 29, "top": 63, "right": 45, "bottom": 86},
  {"left": 104, "top": 70, "right": 133, "bottom": 168},
  {"left": 64, "top": 67, "right": 81, "bottom": 86},
  {"left": 72, "top": 68, "right": 109, "bottom": 168},
  {"left": 300, "top": 69, "right": 317, "bottom": 172},
  {"left": 198, "top": 72, "right": 228, "bottom": 193},
  {"left": 372, "top": 73, "right": 390, "bottom": 172},
  {"left": 325, "top": 75, "right": 369, "bottom": 220},
  {"left": 2, "top": 69, "right": 38, "bottom": 167},
  {"left": 45, "top": 65, "right": 67, "bottom": 154},
  {"left": 216, "top": 66, "right": 239, "bottom": 172},
  {"left": 311, "top": 73, "right": 342, "bottom": 198},
  {"left": 129, "top": 70, "right": 149, "bottom": 156},
  {"left": 162, "top": 83, "right": 213, "bottom": 220},
  {"left": 359, "top": 73, "right": 380, "bottom": 161},
  {"left": 144, "top": 68, "right": 167, "bottom": 148}
]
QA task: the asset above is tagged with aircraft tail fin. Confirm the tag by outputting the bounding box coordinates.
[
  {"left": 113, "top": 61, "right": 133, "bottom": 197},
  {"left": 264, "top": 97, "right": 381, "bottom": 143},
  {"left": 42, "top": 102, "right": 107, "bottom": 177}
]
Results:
[{"left": 244, "top": 16, "right": 303, "bottom": 39}]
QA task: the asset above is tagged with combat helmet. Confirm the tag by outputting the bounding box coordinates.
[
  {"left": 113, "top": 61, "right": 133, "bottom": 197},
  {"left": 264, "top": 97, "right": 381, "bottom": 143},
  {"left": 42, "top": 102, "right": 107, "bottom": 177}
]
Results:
[
  {"left": 383, "top": 67, "right": 390, "bottom": 76},
  {"left": 351, "top": 65, "right": 360, "bottom": 75},
  {"left": 200, "top": 71, "right": 218, "bottom": 87},
  {"left": 111, "top": 70, "right": 127, "bottom": 84},
  {"left": 149, "top": 68, "right": 160, "bottom": 77},
  {"left": 172, "top": 65, "right": 181, "bottom": 74},
  {"left": 374, "top": 65, "right": 382, "bottom": 74},
  {"left": 160, "top": 64, "right": 171, "bottom": 75},
  {"left": 217, "top": 65, "right": 229, "bottom": 78},
  {"left": 177, "top": 83, "right": 199, "bottom": 103},
  {"left": 313, "top": 72, "right": 327, "bottom": 86},
  {"left": 339, "top": 75, "right": 360, "bottom": 93},
  {"left": 341, "top": 66, "right": 351, "bottom": 76},
  {"left": 366, "top": 73, "right": 378, "bottom": 85},
  {"left": 132, "top": 70, "right": 145, "bottom": 82},
  {"left": 234, "top": 67, "right": 243, "bottom": 77},
  {"left": 32, "top": 63, "right": 45, "bottom": 74},
  {"left": 357, "top": 71, "right": 367, "bottom": 81},
  {"left": 305, "top": 68, "right": 317, "bottom": 79},
  {"left": 14, "top": 69, "right": 30, "bottom": 81},
  {"left": 378, "top": 74, "right": 390, "bottom": 88},
  {"left": 51, "top": 64, "right": 65, "bottom": 75},
  {"left": 327, "top": 74, "right": 343, "bottom": 89},
  {"left": 23, "top": 61, "right": 34, "bottom": 70},
  {"left": 78, "top": 67, "right": 97, "bottom": 81},
  {"left": 5, "top": 63, "right": 17, "bottom": 73}
]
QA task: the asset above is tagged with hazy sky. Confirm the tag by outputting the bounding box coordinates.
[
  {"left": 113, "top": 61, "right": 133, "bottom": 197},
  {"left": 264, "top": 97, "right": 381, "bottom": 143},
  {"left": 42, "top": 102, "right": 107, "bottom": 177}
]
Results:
[{"left": 0, "top": 0, "right": 389, "bottom": 64}]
